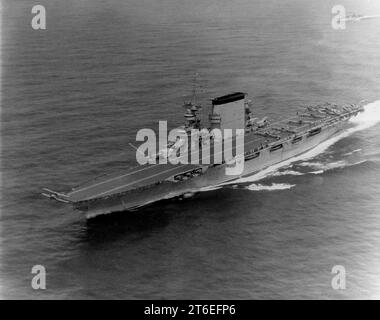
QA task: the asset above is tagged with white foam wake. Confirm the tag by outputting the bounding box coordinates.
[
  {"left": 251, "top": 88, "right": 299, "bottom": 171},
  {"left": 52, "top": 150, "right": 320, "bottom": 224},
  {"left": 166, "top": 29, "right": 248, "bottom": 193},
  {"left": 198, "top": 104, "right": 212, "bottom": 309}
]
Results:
[
  {"left": 299, "top": 160, "right": 347, "bottom": 170},
  {"left": 199, "top": 185, "right": 223, "bottom": 192},
  {"left": 350, "top": 101, "right": 380, "bottom": 130},
  {"left": 246, "top": 183, "right": 296, "bottom": 191},
  {"left": 343, "top": 148, "right": 362, "bottom": 156},
  {"left": 301, "top": 159, "right": 369, "bottom": 175},
  {"left": 270, "top": 169, "right": 304, "bottom": 177},
  {"left": 309, "top": 170, "right": 324, "bottom": 175}
]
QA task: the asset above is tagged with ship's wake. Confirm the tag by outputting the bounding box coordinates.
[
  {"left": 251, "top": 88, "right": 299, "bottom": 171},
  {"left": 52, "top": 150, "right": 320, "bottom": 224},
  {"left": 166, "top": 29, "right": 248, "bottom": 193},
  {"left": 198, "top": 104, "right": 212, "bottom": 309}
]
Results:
[
  {"left": 203, "top": 100, "right": 380, "bottom": 192},
  {"left": 298, "top": 159, "right": 369, "bottom": 174},
  {"left": 245, "top": 183, "right": 296, "bottom": 191}
]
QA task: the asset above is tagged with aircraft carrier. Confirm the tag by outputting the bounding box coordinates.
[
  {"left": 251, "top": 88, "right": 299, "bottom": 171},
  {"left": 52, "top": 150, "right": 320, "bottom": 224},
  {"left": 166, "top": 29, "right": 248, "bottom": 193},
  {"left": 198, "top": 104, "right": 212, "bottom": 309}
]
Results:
[{"left": 42, "top": 92, "right": 364, "bottom": 218}]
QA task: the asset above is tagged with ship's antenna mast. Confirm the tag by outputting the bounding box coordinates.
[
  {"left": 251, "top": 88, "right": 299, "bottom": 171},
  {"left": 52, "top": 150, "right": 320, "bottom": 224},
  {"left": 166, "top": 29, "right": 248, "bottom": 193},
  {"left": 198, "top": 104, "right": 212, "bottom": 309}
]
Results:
[
  {"left": 182, "top": 73, "right": 202, "bottom": 129},
  {"left": 192, "top": 73, "right": 199, "bottom": 106}
]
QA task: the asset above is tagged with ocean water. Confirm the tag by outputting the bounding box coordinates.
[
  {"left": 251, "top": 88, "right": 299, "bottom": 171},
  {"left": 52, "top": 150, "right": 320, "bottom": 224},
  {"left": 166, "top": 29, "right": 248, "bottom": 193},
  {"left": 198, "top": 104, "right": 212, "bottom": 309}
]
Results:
[{"left": 1, "top": 0, "right": 380, "bottom": 299}]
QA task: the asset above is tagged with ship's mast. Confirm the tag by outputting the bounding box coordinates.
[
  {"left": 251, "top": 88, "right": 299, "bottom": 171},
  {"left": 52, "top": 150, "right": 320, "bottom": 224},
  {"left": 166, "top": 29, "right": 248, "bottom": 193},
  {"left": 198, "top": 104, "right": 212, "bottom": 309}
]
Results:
[
  {"left": 191, "top": 73, "right": 198, "bottom": 107},
  {"left": 183, "top": 73, "right": 202, "bottom": 129}
]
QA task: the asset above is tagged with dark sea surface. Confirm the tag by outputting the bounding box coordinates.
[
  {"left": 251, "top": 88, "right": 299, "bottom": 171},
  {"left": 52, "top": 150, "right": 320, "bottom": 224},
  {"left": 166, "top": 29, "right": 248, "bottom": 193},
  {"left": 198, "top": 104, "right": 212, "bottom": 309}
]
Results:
[{"left": 1, "top": 0, "right": 380, "bottom": 299}]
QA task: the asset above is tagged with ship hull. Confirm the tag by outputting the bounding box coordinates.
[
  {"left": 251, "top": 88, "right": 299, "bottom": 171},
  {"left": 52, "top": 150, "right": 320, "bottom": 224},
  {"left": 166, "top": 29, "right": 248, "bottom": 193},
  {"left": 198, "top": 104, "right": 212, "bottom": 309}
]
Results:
[{"left": 78, "top": 118, "right": 348, "bottom": 219}]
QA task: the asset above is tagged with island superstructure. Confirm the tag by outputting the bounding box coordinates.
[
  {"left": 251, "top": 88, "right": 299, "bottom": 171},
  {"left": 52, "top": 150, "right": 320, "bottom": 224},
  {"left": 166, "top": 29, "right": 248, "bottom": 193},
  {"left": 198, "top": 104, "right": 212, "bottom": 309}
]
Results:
[{"left": 42, "top": 92, "right": 364, "bottom": 218}]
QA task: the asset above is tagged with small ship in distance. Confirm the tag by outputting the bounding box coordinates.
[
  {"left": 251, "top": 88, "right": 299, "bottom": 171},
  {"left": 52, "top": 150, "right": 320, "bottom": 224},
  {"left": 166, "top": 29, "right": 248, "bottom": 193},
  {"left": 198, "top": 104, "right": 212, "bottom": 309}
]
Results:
[
  {"left": 43, "top": 91, "right": 365, "bottom": 218},
  {"left": 340, "top": 12, "right": 380, "bottom": 22}
]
